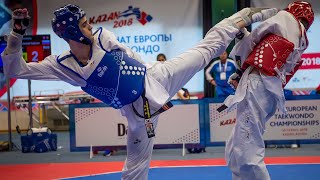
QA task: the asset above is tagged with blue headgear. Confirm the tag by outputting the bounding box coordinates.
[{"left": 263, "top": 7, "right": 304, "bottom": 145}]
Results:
[{"left": 51, "top": 4, "right": 92, "bottom": 45}]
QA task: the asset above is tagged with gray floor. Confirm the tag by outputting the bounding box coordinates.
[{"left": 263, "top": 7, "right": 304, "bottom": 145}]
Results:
[{"left": 0, "top": 131, "right": 319, "bottom": 165}]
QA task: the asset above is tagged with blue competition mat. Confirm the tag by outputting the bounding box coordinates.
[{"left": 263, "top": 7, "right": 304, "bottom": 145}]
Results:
[{"left": 65, "top": 164, "right": 320, "bottom": 180}]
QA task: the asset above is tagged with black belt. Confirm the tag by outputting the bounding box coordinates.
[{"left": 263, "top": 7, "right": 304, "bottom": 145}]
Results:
[
  {"left": 217, "top": 104, "right": 228, "bottom": 112},
  {"left": 132, "top": 90, "right": 173, "bottom": 138}
]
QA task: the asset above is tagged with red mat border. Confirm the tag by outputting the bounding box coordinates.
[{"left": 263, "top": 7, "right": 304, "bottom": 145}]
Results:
[{"left": 1, "top": 156, "right": 319, "bottom": 180}]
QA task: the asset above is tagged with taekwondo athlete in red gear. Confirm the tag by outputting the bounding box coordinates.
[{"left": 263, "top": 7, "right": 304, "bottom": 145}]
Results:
[
  {"left": 1, "top": 4, "right": 279, "bottom": 180},
  {"left": 223, "top": 1, "right": 314, "bottom": 180}
]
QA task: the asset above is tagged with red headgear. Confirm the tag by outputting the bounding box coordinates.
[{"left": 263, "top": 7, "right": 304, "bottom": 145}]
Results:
[{"left": 286, "top": 1, "right": 314, "bottom": 30}]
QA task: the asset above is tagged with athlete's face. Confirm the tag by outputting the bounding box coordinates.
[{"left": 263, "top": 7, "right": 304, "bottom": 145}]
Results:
[
  {"left": 298, "top": 18, "right": 309, "bottom": 30},
  {"left": 79, "top": 17, "right": 94, "bottom": 42}
]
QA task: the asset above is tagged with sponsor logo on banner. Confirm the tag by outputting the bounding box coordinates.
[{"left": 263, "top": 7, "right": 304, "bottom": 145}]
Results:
[
  {"left": 117, "top": 123, "right": 128, "bottom": 137},
  {"left": 0, "top": 102, "right": 8, "bottom": 112},
  {"left": 300, "top": 53, "right": 320, "bottom": 70},
  {"left": 32, "top": 103, "right": 39, "bottom": 110},
  {"left": 88, "top": 6, "right": 153, "bottom": 28},
  {"left": 220, "top": 118, "right": 236, "bottom": 126},
  {"left": 210, "top": 100, "right": 320, "bottom": 142}
]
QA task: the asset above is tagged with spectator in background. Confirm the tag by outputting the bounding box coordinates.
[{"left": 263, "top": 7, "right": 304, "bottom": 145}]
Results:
[
  {"left": 172, "top": 87, "right": 190, "bottom": 100},
  {"left": 157, "top": 53, "right": 190, "bottom": 100},
  {"left": 205, "top": 51, "right": 237, "bottom": 97},
  {"left": 156, "top": 53, "right": 166, "bottom": 62}
]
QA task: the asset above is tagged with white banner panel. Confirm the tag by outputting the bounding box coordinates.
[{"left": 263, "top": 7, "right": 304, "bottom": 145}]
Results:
[
  {"left": 75, "top": 104, "right": 200, "bottom": 147},
  {"left": 210, "top": 100, "right": 320, "bottom": 142},
  {"left": 1, "top": 0, "right": 203, "bottom": 100}
]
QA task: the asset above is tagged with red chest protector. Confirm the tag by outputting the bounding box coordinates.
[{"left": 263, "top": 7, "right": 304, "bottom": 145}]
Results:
[
  {"left": 242, "top": 34, "right": 295, "bottom": 77},
  {"left": 241, "top": 14, "right": 309, "bottom": 87}
]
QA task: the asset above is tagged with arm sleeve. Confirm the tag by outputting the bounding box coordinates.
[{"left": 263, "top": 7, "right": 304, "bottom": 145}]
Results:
[
  {"left": 2, "top": 51, "right": 60, "bottom": 80},
  {"left": 99, "top": 28, "right": 144, "bottom": 64},
  {"left": 230, "top": 11, "right": 285, "bottom": 64},
  {"left": 1, "top": 30, "right": 60, "bottom": 80},
  {"left": 235, "top": 27, "right": 250, "bottom": 45},
  {"left": 205, "top": 62, "right": 215, "bottom": 81}
]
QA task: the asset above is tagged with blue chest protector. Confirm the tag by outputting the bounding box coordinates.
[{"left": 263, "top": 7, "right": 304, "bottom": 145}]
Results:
[{"left": 81, "top": 49, "right": 146, "bottom": 109}]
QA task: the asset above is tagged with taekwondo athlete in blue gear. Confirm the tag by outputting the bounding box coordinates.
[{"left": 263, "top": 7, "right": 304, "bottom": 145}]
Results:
[
  {"left": 2, "top": 4, "right": 279, "bottom": 180},
  {"left": 52, "top": 5, "right": 147, "bottom": 109},
  {"left": 58, "top": 46, "right": 146, "bottom": 109}
]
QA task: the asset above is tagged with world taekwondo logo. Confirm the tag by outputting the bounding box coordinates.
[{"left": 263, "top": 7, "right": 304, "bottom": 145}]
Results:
[
  {"left": 97, "top": 66, "right": 108, "bottom": 77},
  {"left": 89, "top": 6, "right": 153, "bottom": 28},
  {"left": 118, "top": 6, "right": 153, "bottom": 25}
]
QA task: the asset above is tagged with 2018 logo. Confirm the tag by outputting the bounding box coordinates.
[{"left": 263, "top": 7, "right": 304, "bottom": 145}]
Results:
[{"left": 89, "top": 6, "right": 153, "bottom": 28}]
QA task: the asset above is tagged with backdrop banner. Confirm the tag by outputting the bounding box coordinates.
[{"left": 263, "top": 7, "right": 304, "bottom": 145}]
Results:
[
  {"left": 210, "top": 100, "right": 320, "bottom": 142},
  {"left": 73, "top": 104, "right": 200, "bottom": 147}
]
